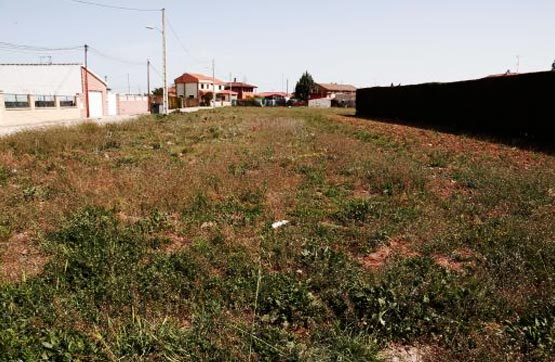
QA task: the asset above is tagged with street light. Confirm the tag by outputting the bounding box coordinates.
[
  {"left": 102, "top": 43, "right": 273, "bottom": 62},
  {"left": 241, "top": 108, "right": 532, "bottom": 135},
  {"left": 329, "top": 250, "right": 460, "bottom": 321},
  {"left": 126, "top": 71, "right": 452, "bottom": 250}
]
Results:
[{"left": 145, "top": 8, "right": 168, "bottom": 115}]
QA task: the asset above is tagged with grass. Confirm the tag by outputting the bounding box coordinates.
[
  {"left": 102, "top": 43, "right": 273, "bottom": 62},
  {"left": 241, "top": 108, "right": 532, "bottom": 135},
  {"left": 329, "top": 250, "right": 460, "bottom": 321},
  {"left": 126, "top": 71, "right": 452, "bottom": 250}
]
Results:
[{"left": 0, "top": 107, "right": 554, "bottom": 361}]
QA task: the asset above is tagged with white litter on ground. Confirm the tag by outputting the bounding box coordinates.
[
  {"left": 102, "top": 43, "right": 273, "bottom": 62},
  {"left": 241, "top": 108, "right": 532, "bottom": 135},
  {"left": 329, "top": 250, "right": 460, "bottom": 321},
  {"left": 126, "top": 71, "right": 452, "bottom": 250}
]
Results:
[{"left": 271, "top": 220, "right": 290, "bottom": 229}]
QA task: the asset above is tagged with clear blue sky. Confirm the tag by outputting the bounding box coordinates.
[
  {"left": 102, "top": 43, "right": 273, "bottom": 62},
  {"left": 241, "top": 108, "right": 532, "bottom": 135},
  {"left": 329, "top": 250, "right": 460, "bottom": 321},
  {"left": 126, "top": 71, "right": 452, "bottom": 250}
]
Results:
[{"left": 1, "top": 0, "right": 554, "bottom": 93}]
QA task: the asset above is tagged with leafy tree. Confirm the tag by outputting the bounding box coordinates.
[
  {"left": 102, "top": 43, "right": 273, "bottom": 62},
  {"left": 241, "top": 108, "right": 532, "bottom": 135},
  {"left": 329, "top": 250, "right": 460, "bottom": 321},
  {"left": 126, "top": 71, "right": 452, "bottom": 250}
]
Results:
[
  {"left": 201, "top": 92, "right": 213, "bottom": 106},
  {"left": 295, "top": 71, "right": 315, "bottom": 101},
  {"left": 152, "top": 87, "right": 163, "bottom": 96},
  {"left": 552, "top": 59, "right": 555, "bottom": 71}
]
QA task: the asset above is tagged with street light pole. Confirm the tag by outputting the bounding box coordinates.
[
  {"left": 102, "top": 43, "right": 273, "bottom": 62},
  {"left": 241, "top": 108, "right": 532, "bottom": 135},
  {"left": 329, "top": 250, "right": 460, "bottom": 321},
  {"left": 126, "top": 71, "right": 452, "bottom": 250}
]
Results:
[
  {"left": 161, "top": 8, "right": 169, "bottom": 115},
  {"left": 212, "top": 58, "right": 216, "bottom": 109},
  {"left": 147, "top": 59, "right": 151, "bottom": 113}
]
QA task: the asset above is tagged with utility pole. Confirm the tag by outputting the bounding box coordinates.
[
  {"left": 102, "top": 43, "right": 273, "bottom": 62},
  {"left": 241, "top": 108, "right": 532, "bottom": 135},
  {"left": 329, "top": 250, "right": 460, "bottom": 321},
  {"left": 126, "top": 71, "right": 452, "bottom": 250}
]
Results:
[
  {"left": 212, "top": 58, "right": 216, "bottom": 108},
  {"left": 516, "top": 55, "right": 520, "bottom": 73},
  {"left": 162, "top": 8, "right": 169, "bottom": 115},
  {"left": 127, "top": 73, "right": 131, "bottom": 94},
  {"left": 84, "top": 44, "right": 90, "bottom": 118},
  {"left": 286, "top": 78, "right": 289, "bottom": 95},
  {"left": 147, "top": 59, "right": 151, "bottom": 112},
  {"left": 229, "top": 72, "right": 233, "bottom": 104}
]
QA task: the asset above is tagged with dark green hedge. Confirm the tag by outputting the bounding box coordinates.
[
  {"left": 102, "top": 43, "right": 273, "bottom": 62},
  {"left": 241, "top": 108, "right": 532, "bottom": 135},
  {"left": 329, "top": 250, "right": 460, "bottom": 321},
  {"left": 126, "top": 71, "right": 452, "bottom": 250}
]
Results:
[{"left": 356, "top": 71, "right": 555, "bottom": 139}]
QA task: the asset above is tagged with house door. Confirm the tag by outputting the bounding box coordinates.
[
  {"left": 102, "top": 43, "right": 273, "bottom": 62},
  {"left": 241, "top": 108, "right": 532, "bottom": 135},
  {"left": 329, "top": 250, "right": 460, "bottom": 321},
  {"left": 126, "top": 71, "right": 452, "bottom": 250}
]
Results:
[{"left": 88, "top": 91, "right": 103, "bottom": 118}]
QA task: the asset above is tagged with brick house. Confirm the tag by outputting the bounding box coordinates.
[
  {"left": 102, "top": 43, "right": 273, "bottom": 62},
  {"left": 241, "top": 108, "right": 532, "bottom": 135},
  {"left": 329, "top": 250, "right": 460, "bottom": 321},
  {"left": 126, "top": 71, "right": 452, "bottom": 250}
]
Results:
[
  {"left": 310, "top": 83, "right": 357, "bottom": 99},
  {"left": 225, "top": 79, "right": 257, "bottom": 100}
]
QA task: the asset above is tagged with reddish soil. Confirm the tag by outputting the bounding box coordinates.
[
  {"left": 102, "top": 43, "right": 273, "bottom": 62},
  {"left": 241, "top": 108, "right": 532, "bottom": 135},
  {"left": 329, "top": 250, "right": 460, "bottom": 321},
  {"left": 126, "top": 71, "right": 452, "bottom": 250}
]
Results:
[
  {"left": 361, "top": 240, "right": 420, "bottom": 270},
  {"left": 0, "top": 233, "right": 49, "bottom": 283}
]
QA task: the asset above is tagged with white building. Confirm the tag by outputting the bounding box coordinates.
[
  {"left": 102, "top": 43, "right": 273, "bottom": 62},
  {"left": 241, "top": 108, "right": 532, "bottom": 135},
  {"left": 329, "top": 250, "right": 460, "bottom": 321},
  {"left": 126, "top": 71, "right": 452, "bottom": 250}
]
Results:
[{"left": 174, "top": 73, "right": 236, "bottom": 107}]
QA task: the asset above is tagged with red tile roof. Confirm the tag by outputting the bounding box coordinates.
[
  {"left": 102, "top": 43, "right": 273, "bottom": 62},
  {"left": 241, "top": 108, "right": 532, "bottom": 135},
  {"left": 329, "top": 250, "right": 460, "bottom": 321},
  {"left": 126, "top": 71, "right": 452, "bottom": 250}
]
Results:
[
  {"left": 255, "top": 92, "right": 291, "bottom": 98},
  {"left": 486, "top": 71, "right": 519, "bottom": 78},
  {"left": 175, "top": 73, "right": 225, "bottom": 85},
  {"left": 228, "top": 81, "right": 257, "bottom": 89},
  {"left": 316, "top": 83, "right": 357, "bottom": 92}
]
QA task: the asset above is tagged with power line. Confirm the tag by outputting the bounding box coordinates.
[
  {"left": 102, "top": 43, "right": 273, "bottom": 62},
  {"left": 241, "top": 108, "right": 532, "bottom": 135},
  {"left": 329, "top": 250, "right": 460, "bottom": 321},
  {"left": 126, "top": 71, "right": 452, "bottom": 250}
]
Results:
[
  {"left": 88, "top": 46, "right": 144, "bottom": 66},
  {"left": 0, "top": 41, "right": 82, "bottom": 52},
  {"left": 149, "top": 63, "right": 164, "bottom": 81},
  {"left": 66, "top": 0, "right": 160, "bottom": 12},
  {"left": 166, "top": 16, "right": 210, "bottom": 65}
]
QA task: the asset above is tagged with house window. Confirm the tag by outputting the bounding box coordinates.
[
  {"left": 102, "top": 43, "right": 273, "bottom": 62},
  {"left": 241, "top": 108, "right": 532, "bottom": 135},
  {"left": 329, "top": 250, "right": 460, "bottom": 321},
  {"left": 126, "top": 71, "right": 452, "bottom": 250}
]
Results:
[
  {"left": 4, "top": 94, "right": 30, "bottom": 108},
  {"left": 35, "top": 95, "right": 55, "bottom": 108},
  {"left": 59, "top": 95, "right": 76, "bottom": 107}
]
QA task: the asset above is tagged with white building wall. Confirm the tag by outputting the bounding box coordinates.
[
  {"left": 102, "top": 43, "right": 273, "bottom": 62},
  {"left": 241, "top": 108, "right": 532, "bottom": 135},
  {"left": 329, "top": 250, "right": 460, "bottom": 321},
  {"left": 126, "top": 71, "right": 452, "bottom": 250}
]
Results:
[
  {"left": 185, "top": 83, "right": 198, "bottom": 98},
  {"left": 107, "top": 92, "right": 117, "bottom": 116},
  {"left": 176, "top": 83, "right": 185, "bottom": 97},
  {"left": 0, "top": 64, "right": 82, "bottom": 95}
]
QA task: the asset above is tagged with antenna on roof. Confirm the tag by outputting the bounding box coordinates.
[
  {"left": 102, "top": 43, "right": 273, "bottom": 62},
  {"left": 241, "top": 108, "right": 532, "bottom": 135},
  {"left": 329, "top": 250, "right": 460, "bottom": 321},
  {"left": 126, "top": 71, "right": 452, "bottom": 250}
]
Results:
[{"left": 39, "top": 56, "right": 52, "bottom": 65}]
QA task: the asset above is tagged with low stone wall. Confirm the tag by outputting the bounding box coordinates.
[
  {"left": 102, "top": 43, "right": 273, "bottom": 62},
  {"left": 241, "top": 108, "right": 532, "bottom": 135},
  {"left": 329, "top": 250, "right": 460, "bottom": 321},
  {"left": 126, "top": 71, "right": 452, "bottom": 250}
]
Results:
[{"left": 0, "top": 92, "right": 82, "bottom": 127}]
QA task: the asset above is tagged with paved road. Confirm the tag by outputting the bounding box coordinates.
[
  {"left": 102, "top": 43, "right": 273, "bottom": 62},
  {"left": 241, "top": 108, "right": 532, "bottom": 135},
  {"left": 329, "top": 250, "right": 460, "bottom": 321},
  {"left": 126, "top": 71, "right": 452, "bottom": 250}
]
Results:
[
  {"left": 0, "top": 114, "right": 145, "bottom": 137},
  {"left": 0, "top": 107, "right": 207, "bottom": 137}
]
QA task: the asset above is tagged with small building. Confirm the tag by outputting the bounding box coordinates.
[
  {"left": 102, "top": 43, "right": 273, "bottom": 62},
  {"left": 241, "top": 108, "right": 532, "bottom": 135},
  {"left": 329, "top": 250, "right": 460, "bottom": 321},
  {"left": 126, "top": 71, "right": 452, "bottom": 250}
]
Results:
[
  {"left": 175, "top": 73, "right": 236, "bottom": 107},
  {"left": 311, "top": 83, "right": 357, "bottom": 99},
  {"left": 0, "top": 63, "right": 109, "bottom": 126},
  {"left": 225, "top": 79, "right": 257, "bottom": 100}
]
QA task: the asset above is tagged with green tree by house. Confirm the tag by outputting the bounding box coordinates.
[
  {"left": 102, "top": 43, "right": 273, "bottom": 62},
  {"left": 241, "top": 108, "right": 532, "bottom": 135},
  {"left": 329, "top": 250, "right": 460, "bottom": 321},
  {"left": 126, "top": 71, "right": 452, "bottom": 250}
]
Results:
[{"left": 295, "top": 71, "right": 315, "bottom": 101}]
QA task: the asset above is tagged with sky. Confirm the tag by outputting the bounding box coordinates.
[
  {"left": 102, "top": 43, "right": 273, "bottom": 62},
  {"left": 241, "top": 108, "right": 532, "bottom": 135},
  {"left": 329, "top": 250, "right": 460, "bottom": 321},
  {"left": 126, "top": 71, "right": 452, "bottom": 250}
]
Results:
[{"left": 1, "top": 0, "right": 555, "bottom": 94}]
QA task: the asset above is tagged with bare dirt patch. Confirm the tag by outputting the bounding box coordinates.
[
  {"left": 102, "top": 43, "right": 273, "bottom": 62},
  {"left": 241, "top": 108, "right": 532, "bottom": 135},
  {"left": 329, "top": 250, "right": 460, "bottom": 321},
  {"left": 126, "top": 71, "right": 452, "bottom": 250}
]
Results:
[
  {"left": 360, "top": 239, "right": 420, "bottom": 270},
  {"left": 0, "top": 233, "right": 49, "bottom": 283},
  {"left": 378, "top": 344, "right": 441, "bottom": 362},
  {"left": 160, "top": 232, "right": 190, "bottom": 254},
  {"left": 433, "top": 248, "right": 481, "bottom": 273}
]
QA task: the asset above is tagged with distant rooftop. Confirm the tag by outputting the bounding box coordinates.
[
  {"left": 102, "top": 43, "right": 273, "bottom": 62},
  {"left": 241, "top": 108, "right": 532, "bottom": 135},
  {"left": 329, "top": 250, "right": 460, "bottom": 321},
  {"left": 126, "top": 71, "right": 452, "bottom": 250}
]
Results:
[
  {"left": 175, "top": 73, "right": 226, "bottom": 85},
  {"left": 316, "top": 83, "right": 357, "bottom": 92},
  {"left": 486, "top": 70, "right": 520, "bottom": 78},
  {"left": 0, "top": 63, "right": 82, "bottom": 66},
  {"left": 228, "top": 81, "right": 257, "bottom": 89}
]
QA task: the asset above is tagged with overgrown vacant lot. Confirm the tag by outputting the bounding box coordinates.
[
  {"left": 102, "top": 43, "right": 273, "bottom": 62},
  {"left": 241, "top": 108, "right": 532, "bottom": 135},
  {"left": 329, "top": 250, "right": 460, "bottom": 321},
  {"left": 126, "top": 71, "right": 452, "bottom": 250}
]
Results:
[{"left": 0, "top": 108, "right": 554, "bottom": 361}]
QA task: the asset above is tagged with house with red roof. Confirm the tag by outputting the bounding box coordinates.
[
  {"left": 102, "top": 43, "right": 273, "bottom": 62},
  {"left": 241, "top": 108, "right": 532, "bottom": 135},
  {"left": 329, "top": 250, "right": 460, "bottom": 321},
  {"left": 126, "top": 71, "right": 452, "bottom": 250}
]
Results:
[
  {"left": 225, "top": 79, "right": 257, "bottom": 100},
  {"left": 175, "top": 73, "right": 237, "bottom": 107},
  {"left": 310, "top": 83, "right": 357, "bottom": 99}
]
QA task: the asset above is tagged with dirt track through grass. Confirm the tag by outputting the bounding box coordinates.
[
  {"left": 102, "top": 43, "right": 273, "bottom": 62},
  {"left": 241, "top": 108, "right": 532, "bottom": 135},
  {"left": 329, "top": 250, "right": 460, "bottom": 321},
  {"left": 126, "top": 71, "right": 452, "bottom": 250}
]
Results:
[{"left": 0, "top": 108, "right": 554, "bottom": 360}]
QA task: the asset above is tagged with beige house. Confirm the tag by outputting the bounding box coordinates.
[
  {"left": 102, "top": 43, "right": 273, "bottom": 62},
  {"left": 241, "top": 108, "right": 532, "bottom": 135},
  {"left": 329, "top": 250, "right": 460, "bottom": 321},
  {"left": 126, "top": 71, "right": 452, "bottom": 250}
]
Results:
[{"left": 175, "top": 73, "right": 237, "bottom": 107}]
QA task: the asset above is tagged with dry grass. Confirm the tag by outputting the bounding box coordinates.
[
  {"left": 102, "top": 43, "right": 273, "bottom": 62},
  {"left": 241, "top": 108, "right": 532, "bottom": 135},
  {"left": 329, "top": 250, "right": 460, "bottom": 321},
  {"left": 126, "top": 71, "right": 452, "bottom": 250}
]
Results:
[{"left": 0, "top": 107, "right": 554, "bottom": 360}]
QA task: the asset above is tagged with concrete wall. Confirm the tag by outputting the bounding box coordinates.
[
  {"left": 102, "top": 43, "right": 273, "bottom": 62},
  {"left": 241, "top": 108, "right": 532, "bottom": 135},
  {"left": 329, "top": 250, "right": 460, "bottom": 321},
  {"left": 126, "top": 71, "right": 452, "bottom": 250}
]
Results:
[
  {"left": 0, "top": 91, "right": 82, "bottom": 127},
  {"left": 184, "top": 83, "right": 198, "bottom": 98},
  {"left": 117, "top": 95, "right": 148, "bottom": 116},
  {"left": 176, "top": 83, "right": 186, "bottom": 97},
  {"left": 308, "top": 98, "right": 332, "bottom": 108}
]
